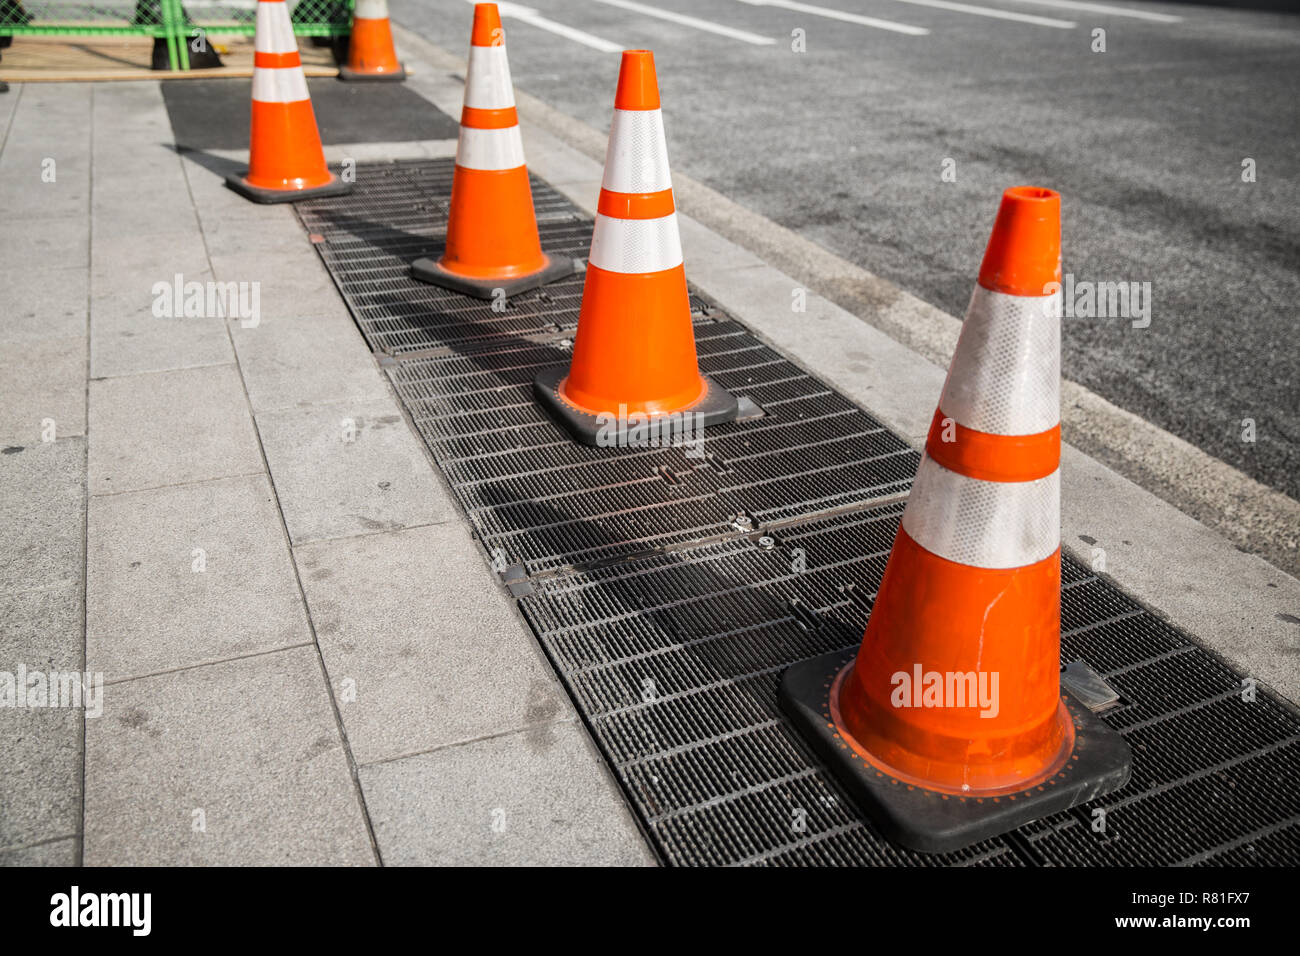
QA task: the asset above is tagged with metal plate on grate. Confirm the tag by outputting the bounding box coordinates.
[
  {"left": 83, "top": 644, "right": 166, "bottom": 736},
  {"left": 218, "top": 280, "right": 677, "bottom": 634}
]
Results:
[{"left": 298, "top": 160, "right": 1300, "bottom": 866}]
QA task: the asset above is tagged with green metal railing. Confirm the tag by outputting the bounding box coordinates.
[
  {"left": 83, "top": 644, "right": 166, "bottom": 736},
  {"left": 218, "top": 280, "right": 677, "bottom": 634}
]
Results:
[{"left": 0, "top": 0, "right": 353, "bottom": 71}]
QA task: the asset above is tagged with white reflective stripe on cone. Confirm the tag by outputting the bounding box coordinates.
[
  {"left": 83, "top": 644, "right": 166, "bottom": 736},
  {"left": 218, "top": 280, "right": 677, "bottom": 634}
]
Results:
[
  {"left": 587, "top": 213, "right": 684, "bottom": 274},
  {"left": 901, "top": 454, "right": 1060, "bottom": 569},
  {"left": 938, "top": 285, "right": 1061, "bottom": 436},
  {"left": 252, "top": 66, "right": 310, "bottom": 104},
  {"left": 353, "top": 0, "right": 388, "bottom": 19},
  {"left": 601, "top": 109, "right": 672, "bottom": 194},
  {"left": 464, "top": 45, "right": 515, "bottom": 110},
  {"left": 455, "top": 125, "right": 525, "bottom": 171},
  {"left": 255, "top": 3, "right": 297, "bottom": 54}
]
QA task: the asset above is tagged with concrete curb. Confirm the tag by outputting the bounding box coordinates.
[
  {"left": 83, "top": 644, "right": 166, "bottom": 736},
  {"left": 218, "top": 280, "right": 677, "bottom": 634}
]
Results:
[{"left": 390, "top": 25, "right": 1300, "bottom": 704}]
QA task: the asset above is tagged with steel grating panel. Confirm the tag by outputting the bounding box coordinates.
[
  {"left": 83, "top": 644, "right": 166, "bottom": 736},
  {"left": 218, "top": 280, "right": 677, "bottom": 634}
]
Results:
[
  {"left": 297, "top": 160, "right": 715, "bottom": 355},
  {"left": 518, "top": 507, "right": 1300, "bottom": 866},
  {"left": 298, "top": 160, "right": 1300, "bottom": 866},
  {"left": 382, "top": 319, "right": 917, "bottom": 575}
]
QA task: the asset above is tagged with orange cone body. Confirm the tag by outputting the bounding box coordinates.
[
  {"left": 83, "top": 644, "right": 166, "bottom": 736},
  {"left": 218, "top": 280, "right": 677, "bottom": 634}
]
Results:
[
  {"left": 412, "top": 4, "right": 574, "bottom": 297},
  {"left": 341, "top": 0, "right": 406, "bottom": 81},
  {"left": 779, "top": 187, "right": 1130, "bottom": 852},
  {"left": 227, "top": 0, "right": 349, "bottom": 203},
  {"left": 533, "top": 50, "right": 740, "bottom": 445},
  {"left": 843, "top": 186, "right": 1068, "bottom": 794}
]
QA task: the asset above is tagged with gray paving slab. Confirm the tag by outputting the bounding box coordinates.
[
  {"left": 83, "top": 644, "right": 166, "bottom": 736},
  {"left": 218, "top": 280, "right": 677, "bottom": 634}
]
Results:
[
  {"left": 0, "top": 217, "right": 90, "bottom": 273},
  {"left": 0, "top": 336, "right": 86, "bottom": 445},
  {"left": 360, "top": 722, "right": 656, "bottom": 867},
  {"left": 89, "top": 289, "right": 234, "bottom": 380},
  {"left": 91, "top": 189, "right": 200, "bottom": 239},
  {"left": 87, "top": 222, "right": 235, "bottom": 378},
  {"left": 198, "top": 213, "right": 317, "bottom": 263},
  {"left": 256, "top": 397, "right": 452, "bottom": 545},
  {"left": 0, "top": 437, "right": 85, "bottom": 595},
  {"left": 181, "top": 154, "right": 298, "bottom": 225},
  {"left": 294, "top": 522, "right": 569, "bottom": 766},
  {"left": 0, "top": 165, "right": 88, "bottom": 223},
  {"left": 83, "top": 644, "right": 374, "bottom": 866},
  {"left": 0, "top": 266, "right": 89, "bottom": 345},
  {"left": 87, "top": 364, "right": 262, "bottom": 496},
  {"left": 224, "top": 286, "right": 391, "bottom": 414},
  {"left": 0, "top": 839, "right": 79, "bottom": 867},
  {"left": 0, "top": 584, "right": 85, "bottom": 852},
  {"left": 86, "top": 474, "right": 310, "bottom": 680},
  {"left": 0, "top": 85, "right": 91, "bottom": 222},
  {"left": 90, "top": 298, "right": 234, "bottom": 380}
]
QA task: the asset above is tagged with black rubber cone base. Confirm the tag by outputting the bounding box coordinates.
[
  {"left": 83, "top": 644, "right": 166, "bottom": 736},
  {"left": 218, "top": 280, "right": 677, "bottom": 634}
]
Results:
[
  {"left": 534, "top": 365, "right": 741, "bottom": 448},
  {"left": 338, "top": 64, "right": 407, "bottom": 82},
  {"left": 410, "top": 253, "right": 577, "bottom": 300},
  {"left": 779, "top": 648, "right": 1133, "bottom": 855},
  {"left": 224, "top": 171, "right": 353, "bottom": 205}
]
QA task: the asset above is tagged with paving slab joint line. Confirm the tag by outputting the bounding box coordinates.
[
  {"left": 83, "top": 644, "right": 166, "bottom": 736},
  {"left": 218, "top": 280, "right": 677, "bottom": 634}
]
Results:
[
  {"left": 179, "top": 154, "right": 386, "bottom": 867},
  {"left": 100, "top": 640, "right": 318, "bottom": 687},
  {"left": 77, "top": 83, "right": 95, "bottom": 869},
  {"left": 0, "top": 832, "right": 81, "bottom": 857},
  {"left": 355, "top": 715, "right": 580, "bottom": 770}
]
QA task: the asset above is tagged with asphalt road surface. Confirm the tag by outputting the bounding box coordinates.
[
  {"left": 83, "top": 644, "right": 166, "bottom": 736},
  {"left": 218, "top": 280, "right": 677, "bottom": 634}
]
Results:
[{"left": 397, "top": 0, "right": 1300, "bottom": 505}]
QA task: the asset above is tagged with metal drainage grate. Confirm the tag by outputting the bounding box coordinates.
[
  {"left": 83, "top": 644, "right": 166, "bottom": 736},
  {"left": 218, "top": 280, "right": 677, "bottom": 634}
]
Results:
[
  {"left": 519, "top": 506, "right": 1300, "bottom": 866},
  {"left": 298, "top": 160, "right": 1300, "bottom": 866}
]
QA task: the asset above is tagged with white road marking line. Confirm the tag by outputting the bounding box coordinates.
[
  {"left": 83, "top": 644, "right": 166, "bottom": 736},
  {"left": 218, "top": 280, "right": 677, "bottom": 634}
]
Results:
[
  {"left": 591, "top": 0, "right": 778, "bottom": 45},
  {"left": 491, "top": 1, "right": 625, "bottom": 53},
  {"left": 885, "top": 0, "right": 1077, "bottom": 28},
  {"left": 989, "top": 0, "right": 1182, "bottom": 23},
  {"left": 735, "top": 0, "right": 930, "bottom": 37}
]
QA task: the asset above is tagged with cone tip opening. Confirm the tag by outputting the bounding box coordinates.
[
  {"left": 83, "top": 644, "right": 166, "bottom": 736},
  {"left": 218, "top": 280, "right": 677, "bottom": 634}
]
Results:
[
  {"left": 471, "top": 3, "right": 504, "bottom": 46},
  {"left": 977, "top": 185, "right": 1062, "bottom": 297},
  {"left": 615, "top": 50, "right": 661, "bottom": 110}
]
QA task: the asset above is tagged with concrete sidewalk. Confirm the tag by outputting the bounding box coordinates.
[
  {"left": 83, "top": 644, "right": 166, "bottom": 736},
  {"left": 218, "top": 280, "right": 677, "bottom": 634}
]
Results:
[
  {"left": 2, "top": 35, "right": 1298, "bottom": 866},
  {"left": 0, "top": 80, "right": 652, "bottom": 866}
]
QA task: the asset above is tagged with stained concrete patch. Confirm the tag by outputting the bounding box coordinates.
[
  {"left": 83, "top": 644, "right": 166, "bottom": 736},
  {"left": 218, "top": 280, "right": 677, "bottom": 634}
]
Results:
[
  {"left": 161, "top": 78, "right": 459, "bottom": 151},
  {"left": 256, "top": 397, "right": 452, "bottom": 545},
  {"left": 0, "top": 585, "right": 86, "bottom": 851},
  {"left": 86, "top": 474, "right": 310, "bottom": 679},
  {"left": 0, "top": 438, "right": 86, "bottom": 594},
  {"left": 360, "top": 722, "right": 655, "bottom": 866},
  {"left": 83, "top": 645, "right": 374, "bottom": 866},
  {"left": 294, "top": 522, "right": 569, "bottom": 766},
  {"left": 87, "top": 364, "right": 263, "bottom": 495}
]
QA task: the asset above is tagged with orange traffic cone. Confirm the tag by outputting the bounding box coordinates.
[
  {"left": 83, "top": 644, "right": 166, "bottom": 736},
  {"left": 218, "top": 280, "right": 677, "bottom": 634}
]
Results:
[
  {"left": 338, "top": 0, "right": 406, "bottom": 82},
  {"left": 534, "top": 50, "right": 741, "bottom": 447},
  {"left": 226, "top": 0, "right": 351, "bottom": 203},
  {"left": 411, "top": 3, "right": 576, "bottom": 298},
  {"left": 780, "top": 187, "right": 1130, "bottom": 853}
]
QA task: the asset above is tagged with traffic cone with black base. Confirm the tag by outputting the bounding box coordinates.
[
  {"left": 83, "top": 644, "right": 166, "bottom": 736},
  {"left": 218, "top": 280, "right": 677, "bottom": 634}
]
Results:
[
  {"left": 226, "top": 0, "right": 351, "bottom": 204},
  {"left": 779, "top": 187, "right": 1131, "bottom": 854},
  {"left": 411, "top": 3, "right": 575, "bottom": 298},
  {"left": 338, "top": 0, "right": 406, "bottom": 82},
  {"left": 534, "top": 49, "right": 740, "bottom": 447}
]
